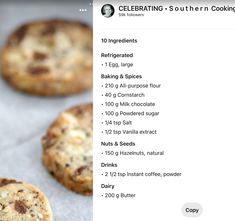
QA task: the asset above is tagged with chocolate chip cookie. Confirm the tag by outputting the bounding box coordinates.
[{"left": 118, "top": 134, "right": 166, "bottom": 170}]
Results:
[
  {"left": 0, "top": 178, "right": 53, "bottom": 220},
  {"left": 1, "top": 19, "right": 92, "bottom": 96},
  {"left": 42, "top": 103, "right": 93, "bottom": 195}
]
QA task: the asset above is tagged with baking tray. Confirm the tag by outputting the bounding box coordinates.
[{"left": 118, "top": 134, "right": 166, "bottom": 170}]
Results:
[{"left": 0, "top": 1, "right": 93, "bottom": 220}]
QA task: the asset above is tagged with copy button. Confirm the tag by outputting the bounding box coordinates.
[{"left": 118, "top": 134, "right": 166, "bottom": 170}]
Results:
[{"left": 182, "top": 202, "right": 203, "bottom": 217}]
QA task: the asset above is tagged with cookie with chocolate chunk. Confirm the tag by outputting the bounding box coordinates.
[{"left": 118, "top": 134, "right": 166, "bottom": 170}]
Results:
[
  {"left": 0, "top": 19, "right": 92, "bottom": 96},
  {"left": 42, "top": 103, "right": 93, "bottom": 195},
  {"left": 0, "top": 178, "right": 53, "bottom": 221}
]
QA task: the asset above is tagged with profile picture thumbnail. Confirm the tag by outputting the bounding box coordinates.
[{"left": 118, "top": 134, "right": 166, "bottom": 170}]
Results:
[{"left": 101, "top": 4, "right": 115, "bottom": 18}]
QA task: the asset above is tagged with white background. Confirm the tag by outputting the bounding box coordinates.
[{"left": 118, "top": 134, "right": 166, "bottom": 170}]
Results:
[{"left": 94, "top": 2, "right": 235, "bottom": 220}]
